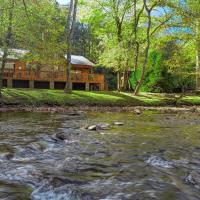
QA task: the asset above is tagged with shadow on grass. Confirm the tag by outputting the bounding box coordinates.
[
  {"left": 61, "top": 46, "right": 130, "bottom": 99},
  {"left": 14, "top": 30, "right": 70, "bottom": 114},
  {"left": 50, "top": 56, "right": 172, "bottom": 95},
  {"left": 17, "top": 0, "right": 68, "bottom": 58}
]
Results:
[
  {"left": 71, "top": 91, "right": 146, "bottom": 106},
  {"left": 2, "top": 89, "right": 170, "bottom": 106},
  {"left": 3, "top": 89, "right": 44, "bottom": 105}
]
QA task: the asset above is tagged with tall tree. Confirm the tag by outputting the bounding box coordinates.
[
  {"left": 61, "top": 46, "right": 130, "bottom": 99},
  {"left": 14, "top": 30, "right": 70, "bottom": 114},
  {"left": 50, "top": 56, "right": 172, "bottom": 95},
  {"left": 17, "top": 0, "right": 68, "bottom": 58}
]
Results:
[
  {"left": 166, "top": 0, "right": 200, "bottom": 90},
  {"left": 0, "top": 0, "right": 14, "bottom": 98},
  {"left": 64, "top": 0, "right": 78, "bottom": 93},
  {"left": 81, "top": 0, "right": 132, "bottom": 91},
  {"left": 81, "top": 0, "right": 172, "bottom": 94},
  {"left": 133, "top": 0, "right": 155, "bottom": 95},
  {"left": 20, "top": 0, "right": 66, "bottom": 65}
]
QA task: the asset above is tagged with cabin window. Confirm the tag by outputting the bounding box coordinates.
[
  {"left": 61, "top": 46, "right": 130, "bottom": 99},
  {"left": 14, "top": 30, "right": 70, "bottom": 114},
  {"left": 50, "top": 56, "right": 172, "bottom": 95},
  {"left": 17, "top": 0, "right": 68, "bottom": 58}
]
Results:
[
  {"left": 26, "top": 63, "right": 39, "bottom": 70},
  {"left": 53, "top": 66, "right": 59, "bottom": 71},
  {"left": 58, "top": 66, "right": 64, "bottom": 71},
  {"left": 16, "top": 63, "right": 24, "bottom": 70},
  {"left": 72, "top": 70, "right": 81, "bottom": 74},
  {"left": 71, "top": 70, "right": 82, "bottom": 80},
  {"left": 0, "top": 61, "right": 14, "bottom": 69},
  {"left": 26, "top": 63, "right": 31, "bottom": 70}
]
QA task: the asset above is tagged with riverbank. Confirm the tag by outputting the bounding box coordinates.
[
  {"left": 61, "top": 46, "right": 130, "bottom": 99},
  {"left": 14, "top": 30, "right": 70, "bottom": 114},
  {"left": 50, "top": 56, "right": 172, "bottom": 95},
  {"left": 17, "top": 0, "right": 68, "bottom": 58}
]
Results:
[
  {"left": 0, "top": 105, "right": 200, "bottom": 113},
  {"left": 1, "top": 88, "right": 200, "bottom": 109}
]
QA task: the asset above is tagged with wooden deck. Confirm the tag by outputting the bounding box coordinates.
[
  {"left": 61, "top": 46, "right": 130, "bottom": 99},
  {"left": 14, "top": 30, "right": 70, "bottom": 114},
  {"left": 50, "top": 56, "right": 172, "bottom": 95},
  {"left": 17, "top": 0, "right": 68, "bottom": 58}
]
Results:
[{"left": 3, "top": 69, "right": 104, "bottom": 84}]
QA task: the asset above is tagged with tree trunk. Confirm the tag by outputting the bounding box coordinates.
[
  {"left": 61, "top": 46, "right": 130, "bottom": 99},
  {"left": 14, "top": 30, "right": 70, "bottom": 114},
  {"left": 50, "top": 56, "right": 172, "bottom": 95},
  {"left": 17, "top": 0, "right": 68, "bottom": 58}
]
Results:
[
  {"left": 132, "top": 1, "right": 144, "bottom": 87},
  {"left": 121, "top": 72, "right": 125, "bottom": 90},
  {"left": 117, "top": 71, "right": 120, "bottom": 91},
  {"left": 196, "top": 19, "right": 200, "bottom": 91},
  {"left": 65, "top": 52, "right": 72, "bottom": 92},
  {"left": 133, "top": 1, "right": 139, "bottom": 84},
  {"left": 0, "top": 0, "right": 14, "bottom": 99},
  {"left": 134, "top": 0, "right": 152, "bottom": 95},
  {"left": 121, "top": 70, "right": 129, "bottom": 91},
  {"left": 112, "top": 1, "right": 124, "bottom": 92},
  {"left": 64, "top": 0, "right": 78, "bottom": 93},
  {"left": 0, "top": 53, "right": 8, "bottom": 98}
]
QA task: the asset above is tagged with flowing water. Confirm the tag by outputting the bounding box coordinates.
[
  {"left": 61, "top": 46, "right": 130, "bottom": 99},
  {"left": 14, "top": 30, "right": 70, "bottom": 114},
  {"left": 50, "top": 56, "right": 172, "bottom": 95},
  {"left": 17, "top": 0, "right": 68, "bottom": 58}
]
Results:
[{"left": 1, "top": 111, "right": 200, "bottom": 200}]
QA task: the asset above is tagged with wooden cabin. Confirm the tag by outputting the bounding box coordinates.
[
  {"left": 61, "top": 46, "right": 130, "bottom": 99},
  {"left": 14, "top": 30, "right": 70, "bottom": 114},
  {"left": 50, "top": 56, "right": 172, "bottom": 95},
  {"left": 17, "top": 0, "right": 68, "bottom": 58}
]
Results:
[{"left": 1, "top": 49, "right": 105, "bottom": 91}]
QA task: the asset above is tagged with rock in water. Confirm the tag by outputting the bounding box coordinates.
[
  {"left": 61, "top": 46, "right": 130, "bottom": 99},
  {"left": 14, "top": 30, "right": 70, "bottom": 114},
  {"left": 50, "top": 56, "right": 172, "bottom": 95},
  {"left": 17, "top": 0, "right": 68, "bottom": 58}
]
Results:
[
  {"left": 87, "top": 123, "right": 110, "bottom": 131},
  {"left": 97, "top": 123, "right": 110, "bottom": 130},
  {"left": 4, "top": 153, "right": 14, "bottom": 160},
  {"left": 87, "top": 125, "right": 97, "bottom": 131},
  {"left": 134, "top": 108, "right": 142, "bottom": 115},
  {"left": 113, "top": 122, "right": 124, "bottom": 126},
  {"left": 55, "top": 133, "right": 68, "bottom": 141},
  {"left": 146, "top": 155, "right": 174, "bottom": 169},
  {"left": 31, "top": 184, "right": 92, "bottom": 200},
  {"left": 185, "top": 171, "right": 200, "bottom": 189}
]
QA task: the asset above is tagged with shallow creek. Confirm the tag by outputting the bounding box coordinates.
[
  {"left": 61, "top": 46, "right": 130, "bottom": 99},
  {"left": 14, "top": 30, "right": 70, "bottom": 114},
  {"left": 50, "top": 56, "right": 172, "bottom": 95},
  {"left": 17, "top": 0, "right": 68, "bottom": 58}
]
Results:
[{"left": 1, "top": 111, "right": 200, "bottom": 200}]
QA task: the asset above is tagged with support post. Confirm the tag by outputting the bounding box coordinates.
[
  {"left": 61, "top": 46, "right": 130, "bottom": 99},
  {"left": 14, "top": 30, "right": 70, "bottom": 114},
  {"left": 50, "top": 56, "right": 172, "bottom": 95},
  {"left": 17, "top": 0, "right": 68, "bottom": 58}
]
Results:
[
  {"left": 50, "top": 81, "right": 54, "bottom": 90},
  {"left": 85, "top": 82, "right": 90, "bottom": 91},
  {"left": 7, "top": 79, "right": 12, "bottom": 88},
  {"left": 29, "top": 80, "right": 34, "bottom": 89},
  {"left": 100, "top": 83, "right": 104, "bottom": 91},
  {"left": 67, "top": 82, "right": 72, "bottom": 90}
]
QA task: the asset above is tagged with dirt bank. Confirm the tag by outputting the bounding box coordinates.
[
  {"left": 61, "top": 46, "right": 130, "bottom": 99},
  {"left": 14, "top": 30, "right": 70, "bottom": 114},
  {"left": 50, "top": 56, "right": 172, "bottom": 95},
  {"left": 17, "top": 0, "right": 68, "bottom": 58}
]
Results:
[{"left": 0, "top": 105, "right": 199, "bottom": 113}]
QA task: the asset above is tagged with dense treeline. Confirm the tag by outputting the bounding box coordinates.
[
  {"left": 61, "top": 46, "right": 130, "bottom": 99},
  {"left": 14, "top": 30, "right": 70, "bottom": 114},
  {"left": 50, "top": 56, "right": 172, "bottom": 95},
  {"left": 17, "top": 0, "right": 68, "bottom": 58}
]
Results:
[
  {"left": 79, "top": 0, "right": 198, "bottom": 93},
  {"left": 0, "top": 0, "right": 199, "bottom": 94}
]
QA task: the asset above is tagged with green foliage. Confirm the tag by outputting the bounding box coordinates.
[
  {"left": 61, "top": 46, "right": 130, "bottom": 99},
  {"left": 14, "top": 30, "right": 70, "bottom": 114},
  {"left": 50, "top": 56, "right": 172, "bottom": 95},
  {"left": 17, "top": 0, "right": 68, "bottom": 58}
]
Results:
[
  {"left": 0, "top": 0, "right": 67, "bottom": 65},
  {"left": 129, "top": 70, "right": 140, "bottom": 90},
  {"left": 72, "top": 22, "right": 99, "bottom": 62},
  {"left": 0, "top": 0, "right": 23, "bottom": 48},
  {"left": 93, "top": 66, "right": 117, "bottom": 90},
  {"left": 78, "top": 0, "right": 199, "bottom": 93},
  {"left": 21, "top": 0, "right": 66, "bottom": 65},
  {"left": 143, "top": 51, "right": 162, "bottom": 92},
  {"left": 0, "top": 0, "right": 199, "bottom": 94}
]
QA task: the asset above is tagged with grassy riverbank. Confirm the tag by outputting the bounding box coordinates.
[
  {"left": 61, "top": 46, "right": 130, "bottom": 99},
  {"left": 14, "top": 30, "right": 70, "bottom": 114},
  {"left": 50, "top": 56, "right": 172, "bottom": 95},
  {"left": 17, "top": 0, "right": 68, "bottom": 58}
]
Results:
[{"left": 1, "top": 88, "right": 200, "bottom": 107}]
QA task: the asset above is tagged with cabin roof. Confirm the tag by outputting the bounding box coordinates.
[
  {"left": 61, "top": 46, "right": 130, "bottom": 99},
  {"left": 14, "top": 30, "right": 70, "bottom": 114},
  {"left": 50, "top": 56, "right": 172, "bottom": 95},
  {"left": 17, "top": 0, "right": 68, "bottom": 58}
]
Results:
[
  {"left": 65, "top": 55, "right": 94, "bottom": 66},
  {"left": 0, "top": 49, "right": 29, "bottom": 60},
  {"left": 0, "top": 49, "right": 94, "bottom": 66}
]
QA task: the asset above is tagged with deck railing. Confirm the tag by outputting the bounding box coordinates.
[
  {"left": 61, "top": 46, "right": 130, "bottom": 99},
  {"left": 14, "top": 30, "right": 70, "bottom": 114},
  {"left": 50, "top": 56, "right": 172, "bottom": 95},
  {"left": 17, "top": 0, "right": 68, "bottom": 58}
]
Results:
[{"left": 3, "top": 69, "right": 104, "bottom": 83}]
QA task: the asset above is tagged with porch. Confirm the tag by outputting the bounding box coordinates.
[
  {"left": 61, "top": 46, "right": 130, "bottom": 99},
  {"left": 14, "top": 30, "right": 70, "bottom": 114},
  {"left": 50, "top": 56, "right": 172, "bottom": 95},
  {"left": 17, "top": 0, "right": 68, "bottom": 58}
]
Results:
[{"left": 3, "top": 69, "right": 105, "bottom": 91}]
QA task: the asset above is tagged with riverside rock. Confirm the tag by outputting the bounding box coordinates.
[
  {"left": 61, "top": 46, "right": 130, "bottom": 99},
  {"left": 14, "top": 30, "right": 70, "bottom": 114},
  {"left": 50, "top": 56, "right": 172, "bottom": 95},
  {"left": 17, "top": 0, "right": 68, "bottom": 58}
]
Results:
[{"left": 134, "top": 108, "right": 142, "bottom": 115}]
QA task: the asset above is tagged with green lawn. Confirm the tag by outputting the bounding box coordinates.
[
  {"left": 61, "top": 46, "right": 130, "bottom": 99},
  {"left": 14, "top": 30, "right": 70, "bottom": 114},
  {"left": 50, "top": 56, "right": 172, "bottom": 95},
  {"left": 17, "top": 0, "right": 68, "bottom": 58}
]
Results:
[
  {"left": 1, "top": 88, "right": 200, "bottom": 107},
  {"left": 178, "top": 96, "right": 200, "bottom": 105}
]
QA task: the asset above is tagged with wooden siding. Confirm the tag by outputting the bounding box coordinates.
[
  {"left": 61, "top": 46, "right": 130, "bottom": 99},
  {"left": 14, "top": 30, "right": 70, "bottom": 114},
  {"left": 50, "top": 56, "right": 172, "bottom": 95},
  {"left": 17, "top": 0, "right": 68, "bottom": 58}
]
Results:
[
  {"left": 2, "top": 60, "right": 105, "bottom": 90},
  {"left": 3, "top": 68, "right": 104, "bottom": 84}
]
